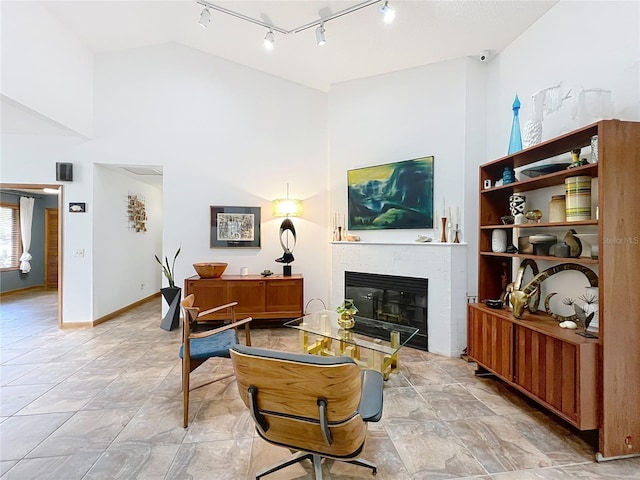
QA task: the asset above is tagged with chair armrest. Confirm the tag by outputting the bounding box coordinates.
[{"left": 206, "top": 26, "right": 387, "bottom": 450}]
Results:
[
  {"left": 189, "top": 317, "right": 252, "bottom": 339},
  {"left": 197, "top": 301, "right": 239, "bottom": 318},
  {"left": 358, "top": 370, "right": 383, "bottom": 422}
]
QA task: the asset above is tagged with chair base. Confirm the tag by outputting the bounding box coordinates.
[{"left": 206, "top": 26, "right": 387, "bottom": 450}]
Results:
[{"left": 256, "top": 451, "right": 377, "bottom": 479}]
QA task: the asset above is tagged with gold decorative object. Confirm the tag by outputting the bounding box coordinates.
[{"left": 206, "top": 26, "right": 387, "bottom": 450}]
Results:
[
  {"left": 525, "top": 209, "right": 542, "bottom": 223},
  {"left": 510, "top": 263, "right": 598, "bottom": 319},
  {"left": 127, "top": 193, "right": 147, "bottom": 232},
  {"left": 336, "top": 299, "right": 357, "bottom": 330}
]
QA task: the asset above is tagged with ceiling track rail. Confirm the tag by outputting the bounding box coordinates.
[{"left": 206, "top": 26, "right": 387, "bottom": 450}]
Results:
[{"left": 196, "top": 0, "right": 383, "bottom": 36}]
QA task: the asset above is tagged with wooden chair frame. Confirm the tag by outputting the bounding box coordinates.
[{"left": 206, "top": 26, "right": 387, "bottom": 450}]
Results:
[
  {"left": 230, "top": 345, "right": 383, "bottom": 479},
  {"left": 180, "top": 294, "right": 251, "bottom": 428}
]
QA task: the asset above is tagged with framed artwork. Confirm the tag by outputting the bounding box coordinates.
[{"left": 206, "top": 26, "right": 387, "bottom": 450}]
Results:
[
  {"left": 210, "top": 206, "right": 261, "bottom": 248},
  {"left": 347, "top": 156, "right": 434, "bottom": 230}
]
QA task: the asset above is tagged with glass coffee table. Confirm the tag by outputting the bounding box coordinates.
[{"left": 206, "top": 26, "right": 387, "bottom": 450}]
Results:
[{"left": 284, "top": 310, "right": 419, "bottom": 379}]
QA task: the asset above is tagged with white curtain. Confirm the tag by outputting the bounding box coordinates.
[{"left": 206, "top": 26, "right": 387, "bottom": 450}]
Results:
[{"left": 19, "top": 196, "right": 34, "bottom": 273}]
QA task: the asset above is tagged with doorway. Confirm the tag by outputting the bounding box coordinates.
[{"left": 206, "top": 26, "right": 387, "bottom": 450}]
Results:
[{"left": 0, "top": 183, "right": 63, "bottom": 327}]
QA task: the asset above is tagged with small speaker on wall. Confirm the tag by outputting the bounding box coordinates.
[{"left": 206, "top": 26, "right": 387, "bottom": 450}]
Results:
[{"left": 56, "top": 162, "right": 73, "bottom": 182}]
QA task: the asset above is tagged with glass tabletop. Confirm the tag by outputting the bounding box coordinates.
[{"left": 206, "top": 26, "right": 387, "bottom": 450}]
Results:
[{"left": 284, "top": 310, "right": 419, "bottom": 356}]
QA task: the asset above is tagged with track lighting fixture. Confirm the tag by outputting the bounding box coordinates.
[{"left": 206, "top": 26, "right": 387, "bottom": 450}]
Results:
[
  {"left": 379, "top": 1, "right": 395, "bottom": 24},
  {"left": 264, "top": 29, "right": 275, "bottom": 50},
  {"left": 315, "top": 24, "right": 326, "bottom": 46},
  {"left": 195, "top": 1, "right": 395, "bottom": 49},
  {"left": 199, "top": 7, "right": 211, "bottom": 28}
]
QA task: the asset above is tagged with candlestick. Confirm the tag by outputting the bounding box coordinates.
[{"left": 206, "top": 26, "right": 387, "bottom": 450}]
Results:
[
  {"left": 440, "top": 217, "right": 447, "bottom": 242},
  {"left": 454, "top": 224, "right": 460, "bottom": 243}
]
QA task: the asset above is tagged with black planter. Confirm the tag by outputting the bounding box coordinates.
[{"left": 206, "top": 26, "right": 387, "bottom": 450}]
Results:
[{"left": 160, "top": 286, "right": 181, "bottom": 331}]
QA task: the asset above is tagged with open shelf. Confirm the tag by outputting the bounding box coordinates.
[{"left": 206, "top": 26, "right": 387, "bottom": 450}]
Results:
[
  {"left": 482, "top": 163, "right": 598, "bottom": 193},
  {"left": 481, "top": 220, "right": 598, "bottom": 230},
  {"left": 480, "top": 251, "right": 599, "bottom": 264}
]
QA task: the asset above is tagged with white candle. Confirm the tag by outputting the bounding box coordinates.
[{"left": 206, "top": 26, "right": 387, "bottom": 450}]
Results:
[{"left": 321, "top": 314, "right": 330, "bottom": 335}]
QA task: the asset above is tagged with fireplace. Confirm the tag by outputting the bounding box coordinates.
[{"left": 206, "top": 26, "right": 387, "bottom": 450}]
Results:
[{"left": 345, "top": 271, "right": 428, "bottom": 351}]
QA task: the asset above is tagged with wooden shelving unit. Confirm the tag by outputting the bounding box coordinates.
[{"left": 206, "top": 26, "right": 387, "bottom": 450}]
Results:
[{"left": 468, "top": 120, "right": 640, "bottom": 460}]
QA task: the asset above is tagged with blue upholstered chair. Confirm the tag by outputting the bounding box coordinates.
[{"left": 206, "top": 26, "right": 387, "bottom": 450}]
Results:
[
  {"left": 180, "top": 294, "right": 252, "bottom": 428},
  {"left": 230, "top": 344, "right": 383, "bottom": 479}
]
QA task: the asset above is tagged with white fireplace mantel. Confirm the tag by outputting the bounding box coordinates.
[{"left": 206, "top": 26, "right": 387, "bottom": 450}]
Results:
[{"left": 331, "top": 242, "right": 468, "bottom": 357}]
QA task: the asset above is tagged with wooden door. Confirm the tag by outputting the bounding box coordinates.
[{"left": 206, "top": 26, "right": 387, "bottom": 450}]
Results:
[{"left": 45, "top": 208, "right": 58, "bottom": 288}]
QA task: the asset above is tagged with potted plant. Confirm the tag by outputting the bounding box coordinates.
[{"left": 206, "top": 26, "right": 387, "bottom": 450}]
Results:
[
  {"left": 156, "top": 246, "right": 181, "bottom": 331},
  {"left": 336, "top": 299, "right": 358, "bottom": 330},
  {"left": 155, "top": 246, "right": 181, "bottom": 288}
]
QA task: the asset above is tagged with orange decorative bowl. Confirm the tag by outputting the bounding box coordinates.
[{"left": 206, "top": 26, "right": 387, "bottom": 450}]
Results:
[{"left": 193, "top": 262, "right": 228, "bottom": 278}]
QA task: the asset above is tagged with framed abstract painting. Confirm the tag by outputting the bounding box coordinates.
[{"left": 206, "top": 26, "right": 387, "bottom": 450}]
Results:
[
  {"left": 210, "top": 206, "right": 261, "bottom": 248},
  {"left": 347, "top": 156, "right": 434, "bottom": 230}
]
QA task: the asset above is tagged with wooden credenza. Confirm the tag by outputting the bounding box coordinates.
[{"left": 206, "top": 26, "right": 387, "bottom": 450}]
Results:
[
  {"left": 468, "top": 303, "right": 599, "bottom": 431},
  {"left": 184, "top": 274, "right": 304, "bottom": 323}
]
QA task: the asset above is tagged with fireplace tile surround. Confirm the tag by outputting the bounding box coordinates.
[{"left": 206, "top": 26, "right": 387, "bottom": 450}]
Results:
[{"left": 331, "top": 241, "right": 467, "bottom": 357}]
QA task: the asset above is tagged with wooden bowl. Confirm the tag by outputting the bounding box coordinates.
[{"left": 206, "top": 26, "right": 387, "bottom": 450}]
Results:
[{"left": 193, "top": 262, "right": 228, "bottom": 278}]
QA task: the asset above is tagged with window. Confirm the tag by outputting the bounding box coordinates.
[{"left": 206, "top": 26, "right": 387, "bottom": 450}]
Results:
[{"left": 0, "top": 203, "right": 21, "bottom": 271}]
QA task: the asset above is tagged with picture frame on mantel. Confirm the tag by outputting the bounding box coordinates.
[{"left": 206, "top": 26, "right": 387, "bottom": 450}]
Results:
[
  {"left": 347, "top": 156, "right": 434, "bottom": 230},
  {"left": 210, "top": 206, "right": 261, "bottom": 248}
]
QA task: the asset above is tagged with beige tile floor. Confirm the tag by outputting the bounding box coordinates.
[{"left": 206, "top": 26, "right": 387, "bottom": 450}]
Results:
[{"left": 1, "top": 289, "right": 639, "bottom": 479}]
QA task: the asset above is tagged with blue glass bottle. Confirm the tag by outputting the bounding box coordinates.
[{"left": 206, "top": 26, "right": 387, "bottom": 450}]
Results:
[{"left": 508, "top": 94, "right": 523, "bottom": 154}]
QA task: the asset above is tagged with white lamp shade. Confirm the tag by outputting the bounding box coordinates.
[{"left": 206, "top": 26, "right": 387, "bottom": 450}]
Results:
[{"left": 272, "top": 198, "right": 303, "bottom": 217}]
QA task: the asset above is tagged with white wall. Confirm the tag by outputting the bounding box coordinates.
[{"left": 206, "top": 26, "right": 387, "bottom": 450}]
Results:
[
  {"left": 91, "top": 43, "right": 330, "bottom": 308},
  {"left": 481, "top": 0, "right": 639, "bottom": 317},
  {"left": 486, "top": 0, "right": 640, "bottom": 160},
  {"left": 328, "top": 58, "right": 484, "bottom": 299},
  {"left": 0, "top": 135, "right": 94, "bottom": 323},
  {"left": 93, "top": 166, "right": 163, "bottom": 318},
  {"left": 0, "top": 1, "right": 94, "bottom": 137},
  {"left": 3, "top": 0, "right": 638, "bottom": 327}
]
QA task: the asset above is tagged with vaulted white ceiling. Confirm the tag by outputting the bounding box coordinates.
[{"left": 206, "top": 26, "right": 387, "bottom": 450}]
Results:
[
  {"left": 2, "top": 1, "right": 558, "bottom": 187},
  {"left": 42, "top": 0, "right": 557, "bottom": 92}
]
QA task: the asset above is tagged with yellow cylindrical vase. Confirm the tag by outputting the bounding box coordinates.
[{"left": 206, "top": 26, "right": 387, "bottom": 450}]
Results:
[{"left": 565, "top": 176, "right": 591, "bottom": 221}]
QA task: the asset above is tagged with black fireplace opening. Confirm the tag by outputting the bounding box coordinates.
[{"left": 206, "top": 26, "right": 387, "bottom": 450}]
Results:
[{"left": 345, "top": 271, "right": 428, "bottom": 351}]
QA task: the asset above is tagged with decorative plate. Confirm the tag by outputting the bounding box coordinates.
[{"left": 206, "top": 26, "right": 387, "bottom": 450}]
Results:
[{"left": 521, "top": 163, "right": 571, "bottom": 178}]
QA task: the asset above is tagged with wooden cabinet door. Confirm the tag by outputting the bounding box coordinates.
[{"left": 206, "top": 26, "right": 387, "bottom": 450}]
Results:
[
  {"left": 467, "top": 304, "right": 513, "bottom": 381},
  {"left": 514, "top": 327, "right": 576, "bottom": 421},
  {"left": 513, "top": 325, "right": 598, "bottom": 430},
  {"left": 266, "top": 278, "right": 303, "bottom": 313},
  {"left": 228, "top": 280, "right": 266, "bottom": 315},
  {"left": 186, "top": 279, "right": 228, "bottom": 319}
]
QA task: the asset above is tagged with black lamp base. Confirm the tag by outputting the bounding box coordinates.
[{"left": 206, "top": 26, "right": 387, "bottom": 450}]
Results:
[{"left": 283, "top": 265, "right": 292, "bottom": 277}]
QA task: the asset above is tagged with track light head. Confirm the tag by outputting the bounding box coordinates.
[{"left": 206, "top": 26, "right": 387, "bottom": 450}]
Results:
[
  {"left": 264, "top": 29, "right": 275, "bottom": 50},
  {"left": 379, "top": 1, "right": 395, "bottom": 24},
  {"left": 315, "top": 23, "right": 326, "bottom": 46},
  {"left": 199, "top": 7, "right": 211, "bottom": 28}
]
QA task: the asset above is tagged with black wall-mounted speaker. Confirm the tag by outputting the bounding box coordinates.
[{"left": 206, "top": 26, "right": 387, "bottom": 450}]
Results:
[{"left": 56, "top": 162, "right": 73, "bottom": 182}]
